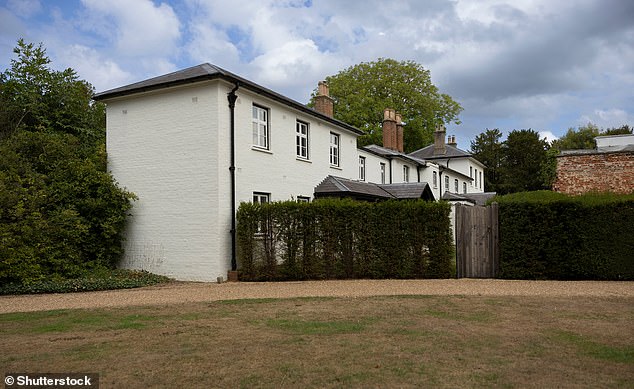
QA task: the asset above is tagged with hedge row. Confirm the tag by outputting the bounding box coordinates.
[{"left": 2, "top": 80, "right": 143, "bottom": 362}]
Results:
[
  {"left": 494, "top": 191, "right": 634, "bottom": 280},
  {"left": 236, "top": 198, "right": 453, "bottom": 281}
]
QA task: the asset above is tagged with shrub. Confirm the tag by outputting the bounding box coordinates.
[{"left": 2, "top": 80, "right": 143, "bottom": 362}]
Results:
[
  {"left": 493, "top": 191, "right": 634, "bottom": 280},
  {"left": 237, "top": 198, "right": 453, "bottom": 281},
  {"left": 0, "top": 269, "right": 171, "bottom": 295}
]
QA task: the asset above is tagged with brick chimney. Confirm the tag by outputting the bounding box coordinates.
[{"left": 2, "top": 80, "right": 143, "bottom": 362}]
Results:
[
  {"left": 382, "top": 108, "right": 397, "bottom": 151},
  {"left": 447, "top": 135, "right": 457, "bottom": 147},
  {"left": 433, "top": 124, "right": 447, "bottom": 156},
  {"left": 396, "top": 113, "right": 404, "bottom": 152},
  {"left": 314, "top": 81, "right": 334, "bottom": 117}
]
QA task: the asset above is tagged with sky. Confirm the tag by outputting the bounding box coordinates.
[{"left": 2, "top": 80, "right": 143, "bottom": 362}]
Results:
[{"left": 1, "top": 0, "right": 633, "bottom": 147}]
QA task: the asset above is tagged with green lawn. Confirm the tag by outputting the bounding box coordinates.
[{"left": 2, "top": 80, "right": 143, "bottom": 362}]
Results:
[{"left": 1, "top": 295, "right": 633, "bottom": 388}]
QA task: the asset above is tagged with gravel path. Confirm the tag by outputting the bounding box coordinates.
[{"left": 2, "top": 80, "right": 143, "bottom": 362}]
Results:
[{"left": 1, "top": 279, "right": 633, "bottom": 314}]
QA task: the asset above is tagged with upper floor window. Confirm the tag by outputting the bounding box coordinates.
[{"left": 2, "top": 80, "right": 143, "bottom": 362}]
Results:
[
  {"left": 403, "top": 165, "right": 410, "bottom": 183},
  {"left": 380, "top": 163, "right": 386, "bottom": 184},
  {"left": 474, "top": 168, "right": 478, "bottom": 187},
  {"left": 480, "top": 171, "right": 483, "bottom": 189},
  {"left": 445, "top": 175, "right": 450, "bottom": 192},
  {"left": 329, "top": 132, "right": 340, "bottom": 166},
  {"left": 433, "top": 171, "right": 438, "bottom": 188},
  {"left": 359, "top": 156, "right": 366, "bottom": 181},
  {"left": 253, "top": 192, "right": 270, "bottom": 204},
  {"left": 252, "top": 104, "right": 269, "bottom": 149},
  {"left": 470, "top": 166, "right": 473, "bottom": 180},
  {"left": 463, "top": 182, "right": 467, "bottom": 194},
  {"left": 296, "top": 120, "right": 309, "bottom": 159},
  {"left": 454, "top": 179, "right": 459, "bottom": 193}
]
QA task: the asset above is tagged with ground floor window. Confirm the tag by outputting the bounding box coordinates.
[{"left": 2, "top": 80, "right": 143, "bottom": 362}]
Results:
[{"left": 253, "top": 192, "right": 270, "bottom": 204}]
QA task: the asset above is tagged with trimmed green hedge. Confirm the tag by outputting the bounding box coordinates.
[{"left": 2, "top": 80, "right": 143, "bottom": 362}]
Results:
[
  {"left": 0, "top": 269, "right": 172, "bottom": 295},
  {"left": 493, "top": 191, "right": 634, "bottom": 280},
  {"left": 237, "top": 198, "right": 453, "bottom": 281}
]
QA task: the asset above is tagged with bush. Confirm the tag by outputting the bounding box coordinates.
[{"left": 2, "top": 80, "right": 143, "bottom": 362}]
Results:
[
  {"left": 0, "top": 269, "right": 171, "bottom": 295},
  {"left": 237, "top": 198, "right": 453, "bottom": 281},
  {"left": 493, "top": 191, "right": 634, "bottom": 280}
]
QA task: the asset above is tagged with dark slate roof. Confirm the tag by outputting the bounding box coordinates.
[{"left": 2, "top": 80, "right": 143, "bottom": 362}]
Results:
[
  {"left": 441, "top": 192, "right": 497, "bottom": 206},
  {"left": 409, "top": 144, "right": 472, "bottom": 160},
  {"left": 558, "top": 144, "right": 634, "bottom": 157},
  {"left": 93, "top": 63, "right": 364, "bottom": 136},
  {"left": 380, "top": 183, "right": 434, "bottom": 200},
  {"left": 314, "top": 176, "right": 434, "bottom": 201},
  {"left": 361, "top": 145, "right": 427, "bottom": 165}
]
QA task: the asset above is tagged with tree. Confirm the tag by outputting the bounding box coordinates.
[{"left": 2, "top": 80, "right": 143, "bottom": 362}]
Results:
[
  {"left": 551, "top": 123, "right": 633, "bottom": 151},
  {"left": 498, "top": 129, "right": 549, "bottom": 194},
  {"left": 0, "top": 40, "right": 134, "bottom": 285},
  {"left": 551, "top": 123, "right": 600, "bottom": 150},
  {"left": 310, "top": 58, "right": 462, "bottom": 152},
  {"left": 470, "top": 128, "right": 503, "bottom": 193}
]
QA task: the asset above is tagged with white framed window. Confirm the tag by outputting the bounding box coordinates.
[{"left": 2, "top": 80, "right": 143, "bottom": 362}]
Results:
[
  {"left": 433, "top": 171, "right": 438, "bottom": 188},
  {"left": 380, "top": 163, "right": 386, "bottom": 184},
  {"left": 296, "top": 120, "right": 309, "bottom": 159},
  {"left": 474, "top": 168, "right": 478, "bottom": 187},
  {"left": 329, "top": 132, "right": 340, "bottom": 166},
  {"left": 454, "top": 179, "right": 459, "bottom": 193},
  {"left": 480, "top": 171, "right": 483, "bottom": 190},
  {"left": 359, "top": 156, "right": 366, "bottom": 181},
  {"left": 403, "top": 165, "right": 410, "bottom": 182},
  {"left": 253, "top": 192, "right": 270, "bottom": 204},
  {"left": 445, "top": 175, "right": 449, "bottom": 192},
  {"left": 297, "top": 196, "right": 310, "bottom": 203},
  {"left": 252, "top": 104, "right": 269, "bottom": 149},
  {"left": 470, "top": 166, "right": 473, "bottom": 180},
  {"left": 463, "top": 182, "right": 467, "bottom": 194}
]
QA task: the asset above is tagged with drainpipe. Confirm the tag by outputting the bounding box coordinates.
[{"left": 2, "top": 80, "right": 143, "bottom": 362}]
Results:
[
  {"left": 388, "top": 159, "right": 393, "bottom": 184},
  {"left": 228, "top": 83, "right": 239, "bottom": 272}
]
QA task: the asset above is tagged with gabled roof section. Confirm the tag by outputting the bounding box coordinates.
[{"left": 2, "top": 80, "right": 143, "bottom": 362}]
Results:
[
  {"left": 362, "top": 144, "right": 427, "bottom": 166},
  {"left": 93, "top": 63, "right": 364, "bottom": 136},
  {"left": 380, "top": 182, "right": 434, "bottom": 201},
  {"left": 409, "top": 144, "right": 472, "bottom": 160},
  {"left": 314, "top": 176, "right": 434, "bottom": 201}
]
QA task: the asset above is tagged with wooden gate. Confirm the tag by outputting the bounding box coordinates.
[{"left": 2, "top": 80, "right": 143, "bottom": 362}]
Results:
[{"left": 455, "top": 203, "right": 499, "bottom": 278}]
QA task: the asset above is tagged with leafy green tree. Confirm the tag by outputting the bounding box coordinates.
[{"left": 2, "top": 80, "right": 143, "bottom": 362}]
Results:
[
  {"left": 603, "top": 125, "right": 633, "bottom": 136},
  {"left": 499, "top": 129, "right": 549, "bottom": 194},
  {"left": 0, "top": 40, "right": 134, "bottom": 285},
  {"left": 310, "top": 58, "right": 462, "bottom": 152},
  {"left": 470, "top": 128, "right": 503, "bottom": 192},
  {"left": 551, "top": 123, "right": 600, "bottom": 150}
]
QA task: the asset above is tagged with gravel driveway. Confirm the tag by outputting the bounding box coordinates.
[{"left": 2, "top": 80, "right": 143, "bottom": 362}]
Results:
[{"left": 1, "top": 279, "right": 633, "bottom": 314}]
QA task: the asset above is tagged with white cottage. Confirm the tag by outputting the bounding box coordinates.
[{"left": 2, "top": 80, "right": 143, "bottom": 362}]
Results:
[{"left": 94, "top": 63, "right": 489, "bottom": 281}]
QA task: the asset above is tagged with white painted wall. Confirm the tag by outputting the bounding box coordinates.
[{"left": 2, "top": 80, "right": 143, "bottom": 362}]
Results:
[
  {"left": 106, "top": 81, "right": 226, "bottom": 281},
  {"left": 105, "top": 78, "right": 488, "bottom": 281}
]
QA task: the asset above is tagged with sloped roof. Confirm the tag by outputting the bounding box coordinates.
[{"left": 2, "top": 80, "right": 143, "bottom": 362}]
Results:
[
  {"left": 314, "top": 176, "right": 434, "bottom": 201},
  {"left": 441, "top": 192, "right": 497, "bottom": 206},
  {"left": 380, "top": 183, "right": 434, "bottom": 200},
  {"left": 362, "top": 145, "right": 427, "bottom": 165},
  {"left": 409, "top": 144, "right": 472, "bottom": 160},
  {"left": 93, "top": 63, "right": 364, "bottom": 136},
  {"left": 558, "top": 144, "right": 634, "bottom": 157}
]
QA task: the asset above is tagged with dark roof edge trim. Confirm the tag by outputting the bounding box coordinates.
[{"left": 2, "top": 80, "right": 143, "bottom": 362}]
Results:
[{"left": 93, "top": 68, "right": 364, "bottom": 136}]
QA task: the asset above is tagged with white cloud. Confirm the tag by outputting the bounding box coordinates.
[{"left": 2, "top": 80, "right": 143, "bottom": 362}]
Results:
[
  {"left": 57, "top": 44, "right": 133, "bottom": 92},
  {"left": 80, "top": 0, "right": 181, "bottom": 58},
  {"left": 6, "top": 0, "right": 41, "bottom": 18},
  {"left": 578, "top": 109, "right": 634, "bottom": 130},
  {"left": 539, "top": 131, "right": 558, "bottom": 143}
]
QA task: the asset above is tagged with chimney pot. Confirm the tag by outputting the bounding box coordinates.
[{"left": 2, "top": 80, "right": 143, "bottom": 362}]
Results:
[
  {"left": 382, "top": 108, "right": 398, "bottom": 151},
  {"left": 314, "top": 81, "right": 334, "bottom": 117},
  {"left": 433, "top": 124, "right": 447, "bottom": 156}
]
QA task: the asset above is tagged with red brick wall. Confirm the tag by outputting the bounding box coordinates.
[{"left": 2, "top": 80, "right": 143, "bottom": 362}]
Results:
[{"left": 553, "top": 152, "right": 634, "bottom": 195}]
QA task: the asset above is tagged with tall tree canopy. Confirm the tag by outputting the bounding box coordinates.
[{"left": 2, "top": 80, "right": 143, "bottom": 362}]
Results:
[
  {"left": 0, "top": 40, "right": 133, "bottom": 285},
  {"left": 470, "top": 128, "right": 503, "bottom": 193},
  {"left": 499, "top": 129, "right": 550, "bottom": 194},
  {"left": 310, "top": 58, "right": 462, "bottom": 152}
]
